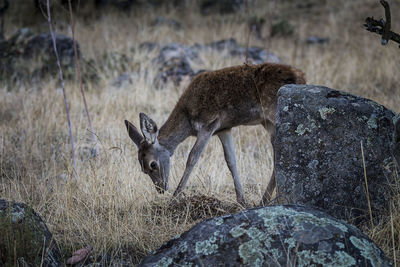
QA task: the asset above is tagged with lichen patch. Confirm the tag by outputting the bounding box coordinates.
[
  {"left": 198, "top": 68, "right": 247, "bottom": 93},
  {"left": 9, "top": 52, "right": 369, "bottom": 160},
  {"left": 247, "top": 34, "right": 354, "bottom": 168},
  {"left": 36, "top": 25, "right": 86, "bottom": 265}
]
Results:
[
  {"left": 350, "top": 236, "right": 385, "bottom": 266},
  {"left": 319, "top": 107, "right": 335, "bottom": 120}
]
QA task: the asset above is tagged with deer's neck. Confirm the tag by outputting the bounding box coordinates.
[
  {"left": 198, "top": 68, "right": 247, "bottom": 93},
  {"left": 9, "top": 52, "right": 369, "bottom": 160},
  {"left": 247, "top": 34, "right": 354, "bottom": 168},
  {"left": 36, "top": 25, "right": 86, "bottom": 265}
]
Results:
[{"left": 158, "top": 106, "right": 192, "bottom": 155}]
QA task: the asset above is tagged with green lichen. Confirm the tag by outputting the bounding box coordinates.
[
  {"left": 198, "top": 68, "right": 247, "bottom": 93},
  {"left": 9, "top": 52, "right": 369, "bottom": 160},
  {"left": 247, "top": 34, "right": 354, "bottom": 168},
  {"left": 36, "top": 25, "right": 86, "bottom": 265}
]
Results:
[
  {"left": 334, "top": 251, "right": 357, "bottom": 266},
  {"left": 297, "top": 250, "right": 356, "bottom": 267},
  {"left": 215, "top": 217, "right": 224, "bottom": 226},
  {"left": 173, "top": 234, "right": 181, "bottom": 240},
  {"left": 367, "top": 115, "right": 378, "bottom": 129},
  {"left": 178, "top": 241, "right": 188, "bottom": 253},
  {"left": 155, "top": 257, "right": 173, "bottom": 267},
  {"left": 294, "top": 103, "right": 303, "bottom": 108},
  {"left": 295, "top": 117, "right": 316, "bottom": 135},
  {"left": 247, "top": 227, "right": 267, "bottom": 241},
  {"left": 368, "top": 101, "right": 384, "bottom": 112},
  {"left": 284, "top": 236, "right": 297, "bottom": 250},
  {"left": 269, "top": 248, "right": 283, "bottom": 263},
  {"left": 307, "top": 115, "right": 317, "bottom": 129},
  {"left": 256, "top": 206, "right": 348, "bottom": 234},
  {"left": 336, "top": 242, "right": 345, "bottom": 249},
  {"left": 350, "top": 236, "right": 385, "bottom": 266},
  {"left": 319, "top": 107, "right": 335, "bottom": 120},
  {"left": 296, "top": 124, "right": 307, "bottom": 135},
  {"left": 238, "top": 239, "right": 264, "bottom": 267},
  {"left": 230, "top": 224, "right": 247, "bottom": 238},
  {"left": 0, "top": 204, "right": 47, "bottom": 266},
  {"left": 11, "top": 206, "right": 25, "bottom": 223},
  {"left": 195, "top": 236, "right": 218, "bottom": 256}
]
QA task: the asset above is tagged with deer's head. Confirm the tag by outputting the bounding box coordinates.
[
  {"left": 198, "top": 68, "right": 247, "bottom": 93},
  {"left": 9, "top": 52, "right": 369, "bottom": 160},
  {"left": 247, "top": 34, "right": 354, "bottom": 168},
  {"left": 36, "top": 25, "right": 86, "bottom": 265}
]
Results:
[{"left": 125, "top": 113, "right": 170, "bottom": 193}]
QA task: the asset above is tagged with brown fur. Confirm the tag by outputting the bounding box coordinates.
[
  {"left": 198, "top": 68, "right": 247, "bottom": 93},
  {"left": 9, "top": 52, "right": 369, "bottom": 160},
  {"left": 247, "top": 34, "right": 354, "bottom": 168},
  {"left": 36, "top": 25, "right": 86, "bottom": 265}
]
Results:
[{"left": 159, "top": 63, "right": 306, "bottom": 149}]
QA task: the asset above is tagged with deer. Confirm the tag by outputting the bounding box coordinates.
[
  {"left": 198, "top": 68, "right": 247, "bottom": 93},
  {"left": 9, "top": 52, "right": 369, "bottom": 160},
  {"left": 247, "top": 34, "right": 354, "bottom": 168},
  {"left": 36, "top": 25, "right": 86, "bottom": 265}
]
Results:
[{"left": 125, "top": 62, "right": 306, "bottom": 205}]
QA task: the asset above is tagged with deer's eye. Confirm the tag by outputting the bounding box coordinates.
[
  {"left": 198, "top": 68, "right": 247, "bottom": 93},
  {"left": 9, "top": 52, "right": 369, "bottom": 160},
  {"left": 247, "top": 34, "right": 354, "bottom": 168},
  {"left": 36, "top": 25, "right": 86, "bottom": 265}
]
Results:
[{"left": 150, "top": 161, "right": 157, "bottom": 170}]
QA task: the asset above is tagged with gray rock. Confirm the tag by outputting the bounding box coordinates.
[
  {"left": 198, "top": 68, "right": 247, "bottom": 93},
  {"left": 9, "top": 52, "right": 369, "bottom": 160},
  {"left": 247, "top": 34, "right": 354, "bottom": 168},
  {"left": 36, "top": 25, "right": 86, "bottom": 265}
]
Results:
[
  {"left": 275, "top": 85, "right": 397, "bottom": 225},
  {"left": 139, "top": 205, "right": 392, "bottom": 266},
  {"left": 0, "top": 28, "right": 80, "bottom": 85},
  {"left": 23, "top": 32, "right": 78, "bottom": 66},
  {"left": 202, "top": 38, "right": 280, "bottom": 64},
  {"left": 153, "top": 43, "right": 198, "bottom": 87},
  {"left": 206, "top": 38, "right": 239, "bottom": 51},
  {"left": 200, "top": 0, "right": 244, "bottom": 15},
  {"left": 139, "top": 41, "right": 159, "bottom": 52},
  {"left": 0, "top": 199, "right": 62, "bottom": 266},
  {"left": 306, "top": 36, "right": 330, "bottom": 44},
  {"left": 111, "top": 72, "right": 133, "bottom": 88}
]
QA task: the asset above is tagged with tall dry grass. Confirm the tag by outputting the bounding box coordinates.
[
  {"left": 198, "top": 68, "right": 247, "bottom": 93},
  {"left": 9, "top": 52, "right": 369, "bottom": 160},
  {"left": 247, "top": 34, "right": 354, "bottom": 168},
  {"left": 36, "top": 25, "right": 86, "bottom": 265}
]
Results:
[{"left": 1, "top": 0, "right": 400, "bottom": 264}]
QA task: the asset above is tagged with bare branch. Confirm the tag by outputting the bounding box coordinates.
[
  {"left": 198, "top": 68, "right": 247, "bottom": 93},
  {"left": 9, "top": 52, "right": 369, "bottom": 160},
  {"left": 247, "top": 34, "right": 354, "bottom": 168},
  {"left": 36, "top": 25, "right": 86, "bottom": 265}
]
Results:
[
  {"left": 46, "top": 0, "right": 77, "bottom": 172},
  {"left": 364, "top": 0, "right": 400, "bottom": 47},
  {"left": 67, "top": 0, "right": 99, "bottom": 159}
]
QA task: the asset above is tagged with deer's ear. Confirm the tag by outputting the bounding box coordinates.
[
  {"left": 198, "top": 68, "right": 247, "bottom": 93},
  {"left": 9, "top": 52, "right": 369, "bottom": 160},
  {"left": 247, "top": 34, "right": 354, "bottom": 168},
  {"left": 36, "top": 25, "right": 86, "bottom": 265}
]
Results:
[
  {"left": 125, "top": 120, "right": 144, "bottom": 147},
  {"left": 139, "top": 113, "right": 159, "bottom": 144}
]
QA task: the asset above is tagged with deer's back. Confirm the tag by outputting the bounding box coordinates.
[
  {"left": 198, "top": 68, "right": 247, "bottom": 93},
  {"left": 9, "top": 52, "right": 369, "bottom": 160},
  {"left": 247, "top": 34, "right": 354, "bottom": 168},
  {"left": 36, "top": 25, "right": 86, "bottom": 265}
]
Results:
[{"left": 177, "top": 63, "right": 305, "bottom": 128}]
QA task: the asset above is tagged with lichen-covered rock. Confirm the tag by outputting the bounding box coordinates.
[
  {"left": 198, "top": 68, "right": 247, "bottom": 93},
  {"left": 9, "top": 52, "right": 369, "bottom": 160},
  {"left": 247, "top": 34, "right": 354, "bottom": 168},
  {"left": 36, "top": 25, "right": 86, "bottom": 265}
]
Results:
[
  {"left": 0, "top": 28, "right": 81, "bottom": 85},
  {"left": 0, "top": 199, "right": 62, "bottom": 266},
  {"left": 275, "top": 85, "right": 397, "bottom": 224},
  {"left": 139, "top": 205, "right": 391, "bottom": 266},
  {"left": 202, "top": 38, "right": 280, "bottom": 64},
  {"left": 152, "top": 43, "right": 199, "bottom": 87},
  {"left": 151, "top": 42, "right": 209, "bottom": 87}
]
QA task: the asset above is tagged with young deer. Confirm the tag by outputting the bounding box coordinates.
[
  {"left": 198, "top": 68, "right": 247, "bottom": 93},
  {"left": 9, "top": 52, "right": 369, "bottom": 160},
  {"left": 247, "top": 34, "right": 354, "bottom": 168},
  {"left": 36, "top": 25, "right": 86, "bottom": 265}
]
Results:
[{"left": 125, "top": 63, "right": 306, "bottom": 205}]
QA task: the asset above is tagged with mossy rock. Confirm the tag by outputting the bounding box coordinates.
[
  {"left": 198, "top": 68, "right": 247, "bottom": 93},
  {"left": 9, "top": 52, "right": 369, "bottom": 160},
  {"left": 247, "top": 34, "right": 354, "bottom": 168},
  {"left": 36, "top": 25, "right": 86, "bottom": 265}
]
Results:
[
  {"left": 0, "top": 199, "right": 62, "bottom": 267},
  {"left": 275, "top": 85, "right": 398, "bottom": 225},
  {"left": 139, "top": 205, "right": 391, "bottom": 266}
]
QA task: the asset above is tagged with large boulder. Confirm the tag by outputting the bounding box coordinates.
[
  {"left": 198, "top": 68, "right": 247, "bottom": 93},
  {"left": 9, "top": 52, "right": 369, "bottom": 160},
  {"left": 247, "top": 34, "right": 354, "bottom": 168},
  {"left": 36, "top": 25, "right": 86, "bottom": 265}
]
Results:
[
  {"left": 152, "top": 43, "right": 201, "bottom": 87},
  {"left": 275, "top": 84, "right": 397, "bottom": 225},
  {"left": 0, "top": 199, "right": 62, "bottom": 266},
  {"left": 139, "top": 205, "right": 391, "bottom": 266},
  {"left": 0, "top": 28, "right": 80, "bottom": 85}
]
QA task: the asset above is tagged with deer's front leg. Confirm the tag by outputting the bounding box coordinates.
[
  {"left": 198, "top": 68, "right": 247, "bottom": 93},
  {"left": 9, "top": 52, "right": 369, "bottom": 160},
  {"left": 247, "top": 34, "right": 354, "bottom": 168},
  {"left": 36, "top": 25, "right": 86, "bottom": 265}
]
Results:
[{"left": 173, "top": 130, "right": 214, "bottom": 197}]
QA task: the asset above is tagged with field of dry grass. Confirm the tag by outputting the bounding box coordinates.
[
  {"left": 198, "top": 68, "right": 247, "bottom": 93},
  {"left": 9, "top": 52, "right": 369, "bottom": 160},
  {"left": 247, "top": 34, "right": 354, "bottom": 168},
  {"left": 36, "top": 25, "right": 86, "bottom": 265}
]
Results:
[{"left": 1, "top": 0, "right": 399, "bottom": 265}]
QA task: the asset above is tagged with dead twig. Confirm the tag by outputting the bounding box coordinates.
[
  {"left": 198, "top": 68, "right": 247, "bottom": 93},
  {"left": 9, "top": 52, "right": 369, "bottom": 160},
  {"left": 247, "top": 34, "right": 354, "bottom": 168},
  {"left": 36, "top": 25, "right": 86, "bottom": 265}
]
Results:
[
  {"left": 264, "top": 0, "right": 275, "bottom": 62},
  {"left": 364, "top": 0, "right": 400, "bottom": 47},
  {"left": 361, "top": 141, "right": 374, "bottom": 229},
  {"left": 244, "top": 0, "right": 250, "bottom": 63},
  {"left": 67, "top": 0, "right": 100, "bottom": 160},
  {"left": 46, "top": 0, "right": 77, "bottom": 172}
]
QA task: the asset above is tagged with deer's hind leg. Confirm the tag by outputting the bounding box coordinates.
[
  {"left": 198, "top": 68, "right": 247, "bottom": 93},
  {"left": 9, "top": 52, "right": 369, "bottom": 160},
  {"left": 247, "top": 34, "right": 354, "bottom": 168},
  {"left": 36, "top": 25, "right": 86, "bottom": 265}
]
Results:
[
  {"left": 261, "top": 120, "right": 276, "bottom": 205},
  {"left": 217, "top": 129, "right": 246, "bottom": 205}
]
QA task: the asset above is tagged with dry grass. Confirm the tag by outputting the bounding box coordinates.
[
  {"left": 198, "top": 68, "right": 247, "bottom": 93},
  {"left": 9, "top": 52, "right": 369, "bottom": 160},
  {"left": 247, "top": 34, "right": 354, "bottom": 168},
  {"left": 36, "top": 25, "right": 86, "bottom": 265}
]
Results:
[{"left": 1, "top": 0, "right": 400, "bottom": 265}]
